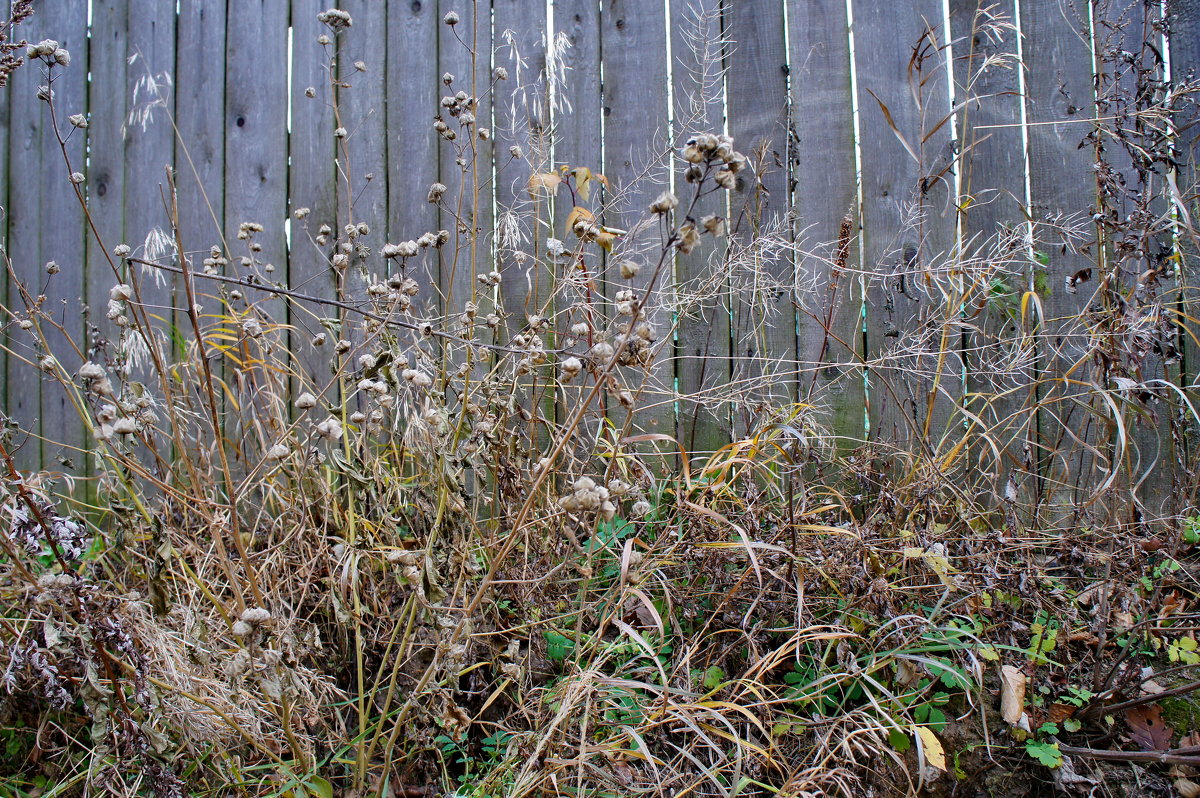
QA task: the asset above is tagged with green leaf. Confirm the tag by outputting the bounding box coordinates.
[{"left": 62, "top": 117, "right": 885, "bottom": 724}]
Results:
[
  {"left": 702, "top": 665, "right": 726, "bottom": 690},
  {"left": 306, "top": 776, "right": 333, "bottom": 798},
  {"left": 1026, "top": 740, "right": 1063, "bottom": 768},
  {"left": 1063, "top": 718, "right": 1082, "bottom": 733},
  {"left": 889, "top": 728, "right": 912, "bottom": 752},
  {"left": 544, "top": 630, "right": 575, "bottom": 662}
]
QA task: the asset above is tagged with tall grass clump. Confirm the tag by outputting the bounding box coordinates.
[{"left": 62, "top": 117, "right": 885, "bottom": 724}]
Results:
[{"left": 3, "top": 2, "right": 1200, "bottom": 797}]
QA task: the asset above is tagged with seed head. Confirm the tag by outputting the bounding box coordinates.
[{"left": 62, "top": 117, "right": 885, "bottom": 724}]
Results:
[
  {"left": 317, "top": 8, "right": 353, "bottom": 28},
  {"left": 68, "top": 114, "right": 87, "bottom": 128},
  {"left": 650, "top": 191, "right": 679, "bottom": 214},
  {"left": 444, "top": 11, "right": 460, "bottom": 25},
  {"left": 316, "top": 416, "right": 343, "bottom": 440}
]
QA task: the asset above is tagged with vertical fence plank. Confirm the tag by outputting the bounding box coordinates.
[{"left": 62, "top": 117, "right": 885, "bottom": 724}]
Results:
[
  {"left": 1171, "top": 0, "right": 1199, "bottom": 428},
  {"left": 290, "top": 0, "right": 339, "bottom": 390},
  {"left": 0, "top": 41, "right": 7, "bottom": 452},
  {"left": 1020, "top": 0, "right": 1101, "bottom": 516},
  {"left": 790, "top": 0, "right": 864, "bottom": 451},
  {"left": 38, "top": 0, "right": 89, "bottom": 474},
  {"left": 386, "top": 0, "right": 440, "bottom": 322},
  {"left": 855, "top": 0, "right": 960, "bottom": 457},
  {"left": 438, "top": 0, "right": 493, "bottom": 324},
  {"left": 601, "top": 0, "right": 674, "bottom": 460},
  {"left": 176, "top": 0, "right": 227, "bottom": 297},
  {"left": 1098, "top": 0, "right": 1177, "bottom": 516},
  {"left": 85, "top": 0, "right": 127, "bottom": 405},
  {"left": 6, "top": 12, "right": 48, "bottom": 471},
  {"left": 671, "top": 0, "right": 729, "bottom": 458},
  {"left": 338, "top": 0, "right": 387, "bottom": 303},
  {"left": 225, "top": 0, "right": 289, "bottom": 462},
  {"left": 726, "top": 0, "right": 795, "bottom": 440},
  {"left": 493, "top": 0, "right": 552, "bottom": 453},
  {"left": 124, "top": 0, "right": 176, "bottom": 315},
  {"left": 949, "top": 0, "right": 1036, "bottom": 498},
  {"left": 550, "top": 0, "right": 604, "bottom": 458}
]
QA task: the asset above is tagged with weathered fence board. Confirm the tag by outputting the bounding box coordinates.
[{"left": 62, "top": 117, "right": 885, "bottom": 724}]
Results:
[
  {"left": 789, "top": 0, "right": 864, "bottom": 450},
  {"left": 224, "top": 0, "right": 288, "bottom": 462},
  {"left": 1103, "top": 0, "right": 1176, "bottom": 515},
  {"left": 727, "top": 0, "right": 795, "bottom": 440},
  {"left": 288, "top": 0, "right": 338, "bottom": 389},
  {"left": 950, "top": 0, "right": 1035, "bottom": 497},
  {"left": 0, "top": 55, "right": 7, "bottom": 448},
  {"left": 1171, "top": 0, "right": 1200, "bottom": 412},
  {"left": 38, "top": 0, "right": 88, "bottom": 474},
  {"left": 1020, "top": 0, "right": 1102, "bottom": 515},
  {"left": 600, "top": 0, "right": 674, "bottom": 459},
  {"left": 671, "top": 0, "right": 729, "bottom": 459},
  {"left": 338, "top": 0, "right": 387, "bottom": 323},
  {"left": 175, "top": 0, "right": 226, "bottom": 289},
  {"left": 548, "top": 0, "right": 603, "bottom": 458},
  {"left": 6, "top": 10, "right": 48, "bottom": 471},
  {"left": 855, "top": 0, "right": 960, "bottom": 456},
  {"left": 437, "top": 0, "right": 492, "bottom": 321},
  {"left": 386, "top": 0, "right": 441, "bottom": 324}
]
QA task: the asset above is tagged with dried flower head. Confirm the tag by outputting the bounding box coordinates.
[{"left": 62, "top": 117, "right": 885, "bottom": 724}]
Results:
[
  {"left": 443, "top": 11, "right": 460, "bottom": 25},
  {"left": 317, "top": 8, "right": 353, "bottom": 29},
  {"left": 650, "top": 191, "right": 679, "bottom": 214}
]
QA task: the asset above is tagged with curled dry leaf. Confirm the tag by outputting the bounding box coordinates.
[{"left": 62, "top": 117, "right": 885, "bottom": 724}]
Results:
[{"left": 1000, "top": 664, "right": 1026, "bottom": 725}]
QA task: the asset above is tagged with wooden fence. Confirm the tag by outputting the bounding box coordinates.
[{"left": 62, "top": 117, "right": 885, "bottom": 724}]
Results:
[{"left": 2, "top": 0, "right": 1199, "bottom": 515}]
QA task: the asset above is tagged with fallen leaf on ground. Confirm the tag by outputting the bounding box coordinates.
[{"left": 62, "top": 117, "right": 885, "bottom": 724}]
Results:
[
  {"left": 916, "top": 726, "right": 946, "bottom": 771},
  {"left": 1000, "top": 665, "right": 1026, "bottom": 725},
  {"left": 1126, "top": 703, "right": 1173, "bottom": 751}
]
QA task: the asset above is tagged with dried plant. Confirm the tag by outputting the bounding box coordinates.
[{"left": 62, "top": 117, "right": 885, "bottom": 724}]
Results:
[{"left": 2, "top": 3, "right": 1200, "bottom": 797}]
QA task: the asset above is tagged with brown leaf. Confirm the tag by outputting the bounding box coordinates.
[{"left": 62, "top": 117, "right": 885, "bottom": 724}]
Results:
[
  {"left": 1176, "top": 778, "right": 1200, "bottom": 798},
  {"left": 1126, "top": 703, "right": 1173, "bottom": 751},
  {"left": 1046, "top": 702, "right": 1076, "bottom": 724},
  {"left": 527, "top": 172, "right": 561, "bottom": 194},
  {"left": 1000, "top": 665, "right": 1026, "bottom": 725}
]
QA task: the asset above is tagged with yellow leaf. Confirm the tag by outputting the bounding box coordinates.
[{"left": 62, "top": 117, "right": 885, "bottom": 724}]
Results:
[
  {"left": 916, "top": 726, "right": 946, "bottom": 771},
  {"left": 573, "top": 166, "right": 593, "bottom": 202},
  {"left": 566, "top": 205, "right": 594, "bottom": 235},
  {"left": 596, "top": 229, "right": 616, "bottom": 252},
  {"left": 527, "top": 172, "right": 562, "bottom": 194}
]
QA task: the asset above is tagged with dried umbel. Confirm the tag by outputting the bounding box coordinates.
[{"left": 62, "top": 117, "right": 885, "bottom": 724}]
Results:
[{"left": 317, "top": 8, "right": 352, "bottom": 30}]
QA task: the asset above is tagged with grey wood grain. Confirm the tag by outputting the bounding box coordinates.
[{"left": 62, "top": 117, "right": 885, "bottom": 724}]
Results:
[
  {"left": 1019, "top": 0, "right": 1102, "bottom": 519},
  {"left": 949, "top": 0, "right": 1037, "bottom": 503},
  {"left": 493, "top": 0, "right": 553, "bottom": 454},
  {"left": 225, "top": 0, "right": 289, "bottom": 463},
  {"left": 6, "top": 9, "right": 49, "bottom": 471},
  {"left": 726, "top": 0, "right": 795, "bottom": 441},
  {"left": 790, "top": 0, "right": 865, "bottom": 453},
  {"left": 1169, "top": 0, "right": 1200, "bottom": 499},
  {"left": 855, "top": 0, "right": 960, "bottom": 458},
  {"left": 385, "top": 0, "right": 440, "bottom": 321},
  {"left": 438, "top": 0, "right": 493, "bottom": 321},
  {"left": 600, "top": 0, "right": 675, "bottom": 467},
  {"left": 37, "top": 0, "right": 89, "bottom": 473},
  {"left": 671, "top": 0, "right": 730, "bottom": 459},
  {"left": 289, "top": 0, "right": 340, "bottom": 391}
]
